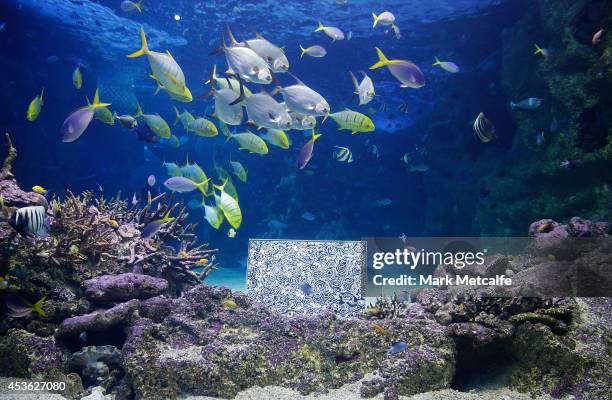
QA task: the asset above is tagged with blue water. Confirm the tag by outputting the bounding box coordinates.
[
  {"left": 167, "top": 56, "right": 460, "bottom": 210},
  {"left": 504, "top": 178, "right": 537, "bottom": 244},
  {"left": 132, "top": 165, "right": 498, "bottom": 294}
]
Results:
[{"left": 0, "top": 0, "right": 528, "bottom": 290}]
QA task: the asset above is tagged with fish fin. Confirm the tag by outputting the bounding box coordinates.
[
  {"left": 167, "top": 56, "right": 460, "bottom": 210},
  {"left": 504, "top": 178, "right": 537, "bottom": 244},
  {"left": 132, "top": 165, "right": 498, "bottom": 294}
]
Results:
[
  {"left": 40, "top": 87, "right": 44, "bottom": 104},
  {"left": 226, "top": 24, "right": 239, "bottom": 46},
  {"left": 510, "top": 102, "right": 515, "bottom": 110},
  {"left": 311, "top": 129, "right": 322, "bottom": 142},
  {"left": 173, "top": 106, "right": 181, "bottom": 125},
  {"left": 287, "top": 71, "right": 305, "bottom": 86},
  {"left": 206, "top": 64, "right": 217, "bottom": 84},
  {"left": 228, "top": 75, "right": 246, "bottom": 106},
  {"left": 195, "top": 179, "right": 211, "bottom": 194},
  {"left": 369, "top": 47, "right": 389, "bottom": 69},
  {"left": 372, "top": 13, "right": 379, "bottom": 28},
  {"left": 433, "top": 56, "right": 441, "bottom": 66},
  {"left": 29, "top": 296, "right": 47, "bottom": 318},
  {"left": 135, "top": 102, "right": 143, "bottom": 118},
  {"left": 91, "top": 88, "right": 111, "bottom": 109},
  {"left": 254, "top": 31, "right": 265, "bottom": 40},
  {"left": 315, "top": 21, "right": 325, "bottom": 32},
  {"left": 349, "top": 70, "right": 359, "bottom": 95},
  {"left": 210, "top": 31, "right": 226, "bottom": 55},
  {"left": 299, "top": 44, "right": 307, "bottom": 59},
  {"left": 127, "top": 26, "right": 148, "bottom": 58},
  {"left": 166, "top": 50, "right": 174, "bottom": 59},
  {"left": 134, "top": 0, "right": 143, "bottom": 12}
]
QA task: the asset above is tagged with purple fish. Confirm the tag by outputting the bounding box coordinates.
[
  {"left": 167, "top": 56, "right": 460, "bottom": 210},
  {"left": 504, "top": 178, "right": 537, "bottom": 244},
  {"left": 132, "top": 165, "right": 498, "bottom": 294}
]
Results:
[
  {"left": 370, "top": 48, "right": 425, "bottom": 89},
  {"left": 163, "top": 176, "right": 207, "bottom": 193},
  {"left": 60, "top": 89, "right": 111, "bottom": 143},
  {"left": 297, "top": 130, "right": 322, "bottom": 169}
]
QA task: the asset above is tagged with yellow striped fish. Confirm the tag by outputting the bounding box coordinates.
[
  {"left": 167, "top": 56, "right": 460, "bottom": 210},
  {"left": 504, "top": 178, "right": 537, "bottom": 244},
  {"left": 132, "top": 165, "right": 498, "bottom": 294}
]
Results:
[
  {"left": 134, "top": 103, "right": 171, "bottom": 138},
  {"left": 228, "top": 131, "right": 269, "bottom": 154},
  {"left": 186, "top": 117, "right": 218, "bottom": 137},
  {"left": 229, "top": 161, "right": 248, "bottom": 183},
  {"left": 204, "top": 204, "right": 224, "bottom": 229},
  {"left": 327, "top": 108, "right": 375, "bottom": 134},
  {"left": 128, "top": 27, "right": 192, "bottom": 103},
  {"left": 214, "top": 180, "right": 242, "bottom": 229}
]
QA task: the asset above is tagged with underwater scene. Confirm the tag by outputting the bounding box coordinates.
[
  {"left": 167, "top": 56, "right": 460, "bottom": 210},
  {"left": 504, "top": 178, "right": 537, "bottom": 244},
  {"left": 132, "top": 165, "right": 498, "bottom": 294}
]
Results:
[{"left": 0, "top": 0, "right": 611, "bottom": 399}]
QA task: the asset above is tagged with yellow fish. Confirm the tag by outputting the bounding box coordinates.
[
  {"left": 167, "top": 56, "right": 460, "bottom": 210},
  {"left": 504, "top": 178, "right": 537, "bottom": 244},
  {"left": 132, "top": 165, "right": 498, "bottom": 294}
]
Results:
[
  {"left": 222, "top": 298, "right": 237, "bottom": 309},
  {"left": 173, "top": 106, "right": 195, "bottom": 129},
  {"left": 73, "top": 65, "right": 82, "bottom": 89},
  {"left": 108, "top": 219, "right": 119, "bottom": 228},
  {"left": 228, "top": 131, "right": 269, "bottom": 155},
  {"left": 85, "top": 94, "right": 114, "bottom": 125},
  {"left": 186, "top": 117, "right": 218, "bottom": 137},
  {"left": 195, "top": 258, "right": 208, "bottom": 266},
  {"left": 327, "top": 108, "right": 375, "bottom": 134},
  {"left": 214, "top": 180, "right": 242, "bottom": 229},
  {"left": 261, "top": 129, "right": 290, "bottom": 149},
  {"left": 128, "top": 27, "right": 192, "bottom": 102},
  {"left": 27, "top": 88, "right": 44, "bottom": 121},
  {"left": 178, "top": 250, "right": 189, "bottom": 258},
  {"left": 372, "top": 324, "right": 386, "bottom": 334},
  {"left": 134, "top": 103, "right": 171, "bottom": 138},
  {"left": 229, "top": 160, "right": 248, "bottom": 183},
  {"left": 32, "top": 185, "right": 47, "bottom": 194},
  {"left": 204, "top": 204, "right": 224, "bottom": 229}
]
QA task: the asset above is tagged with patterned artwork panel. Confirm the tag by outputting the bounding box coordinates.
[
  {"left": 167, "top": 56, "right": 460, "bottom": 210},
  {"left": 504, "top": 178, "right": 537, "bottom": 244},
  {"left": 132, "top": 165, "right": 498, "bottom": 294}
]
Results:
[{"left": 247, "top": 240, "right": 367, "bottom": 317}]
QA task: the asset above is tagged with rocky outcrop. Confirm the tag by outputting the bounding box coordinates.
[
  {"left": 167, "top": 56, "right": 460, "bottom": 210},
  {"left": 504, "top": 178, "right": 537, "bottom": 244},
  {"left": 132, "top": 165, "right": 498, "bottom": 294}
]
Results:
[
  {"left": 83, "top": 273, "right": 168, "bottom": 303},
  {"left": 56, "top": 300, "right": 140, "bottom": 340}
]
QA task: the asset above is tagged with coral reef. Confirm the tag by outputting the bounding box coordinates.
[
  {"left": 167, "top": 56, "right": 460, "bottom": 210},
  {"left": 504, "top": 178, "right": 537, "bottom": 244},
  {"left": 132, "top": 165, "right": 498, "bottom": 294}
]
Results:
[{"left": 0, "top": 136, "right": 610, "bottom": 400}]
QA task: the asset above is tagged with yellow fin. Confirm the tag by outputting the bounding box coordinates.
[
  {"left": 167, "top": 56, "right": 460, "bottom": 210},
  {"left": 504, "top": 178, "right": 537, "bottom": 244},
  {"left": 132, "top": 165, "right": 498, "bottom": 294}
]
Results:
[
  {"left": 369, "top": 47, "right": 390, "bottom": 69},
  {"left": 127, "top": 27, "right": 148, "bottom": 58}
]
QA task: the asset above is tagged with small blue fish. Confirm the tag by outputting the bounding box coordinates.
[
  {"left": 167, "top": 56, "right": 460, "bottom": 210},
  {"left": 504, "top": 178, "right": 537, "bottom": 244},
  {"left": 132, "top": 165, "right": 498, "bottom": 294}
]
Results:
[
  {"left": 140, "top": 212, "right": 174, "bottom": 240},
  {"left": 387, "top": 341, "right": 408, "bottom": 355},
  {"left": 299, "top": 282, "right": 313, "bottom": 296}
]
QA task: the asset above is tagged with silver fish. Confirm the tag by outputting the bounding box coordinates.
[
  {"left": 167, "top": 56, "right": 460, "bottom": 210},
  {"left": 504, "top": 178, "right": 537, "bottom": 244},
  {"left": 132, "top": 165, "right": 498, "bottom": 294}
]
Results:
[
  {"left": 222, "top": 28, "right": 272, "bottom": 84},
  {"left": 9, "top": 206, "right": 49, "bottom": 237},
  {"left": 277, "top": 73, "right": 329, "bottom": 116}
]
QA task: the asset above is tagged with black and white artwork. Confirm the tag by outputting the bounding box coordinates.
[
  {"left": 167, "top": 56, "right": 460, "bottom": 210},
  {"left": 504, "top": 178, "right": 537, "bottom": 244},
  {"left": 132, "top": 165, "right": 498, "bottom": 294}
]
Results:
[{"left": 247, "top": 239, "right": 367, "bottom": 317}]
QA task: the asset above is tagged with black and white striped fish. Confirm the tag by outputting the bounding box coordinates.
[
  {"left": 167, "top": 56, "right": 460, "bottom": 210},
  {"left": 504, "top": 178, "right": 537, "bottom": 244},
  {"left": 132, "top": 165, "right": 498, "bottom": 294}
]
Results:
[
  {"left": 9, "top": 206, "right": 50, "bottom": 237},
  {"left": 333, "top": 146, "right": 354, "bottom": 163}
]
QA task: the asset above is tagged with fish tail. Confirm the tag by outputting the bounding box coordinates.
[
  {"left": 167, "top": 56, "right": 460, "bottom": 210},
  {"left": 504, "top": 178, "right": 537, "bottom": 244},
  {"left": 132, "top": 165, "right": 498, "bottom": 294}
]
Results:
[
  {"left": 226, "top": 24, "right": 238, "bottom": 46},
  {"left": 311, "top": 129, "right": 322, "bottom": 143},
  {"left": 510, "top": 101, "right": 515, "bottom": 110},
  {"left": 29, "top": 296, "right": 47, "bottom": 318},
  {"left": 205, "top": 64, "right": 217, "bottom": 84},
  {"left": 433, "top": 56, "right": 441, "bottom": 66},
  {"left": 135, "top": 102, "right": 143, "bottom": 118},
  {"left": 369, "top": 47, "right": 389, "bottom": 69},
  {"left": 315, "top": 21, "right": 325, "bottom": 32},
  {"left": 134, "top": 0, "right": 144, "bottom": 12},
  {"left": 195, "top": 179, "right": 211, "bottom": 194},
  {"left": 210, "top": 32, "right": 226, "bottom": 56},
  {"left": 299, "top": 45, "right": 307, "bottom": 59},
  {"left": 91, "top": 88, "right": 111, "bottom": 109},
  {"left": 349, "top": 70, "right": 359, "bottom": 92},
  {"left": 372, "top": 13, "right": 379, "bottom": 28},
  {"left": 533, "top": 44, "right": 542, "bottom": 55},
  {"left": 173, "top": 106, "right": 180, "bottom": 125},
  {"left": 128, "top": 27, "right": 148, "bottom": 58}
]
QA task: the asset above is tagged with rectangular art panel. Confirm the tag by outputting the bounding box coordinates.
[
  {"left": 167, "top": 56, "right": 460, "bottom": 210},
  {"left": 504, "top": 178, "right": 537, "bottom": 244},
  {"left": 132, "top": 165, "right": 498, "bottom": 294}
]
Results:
[{"left": 247, "top": 239, "right": 367, "bottom": 317}]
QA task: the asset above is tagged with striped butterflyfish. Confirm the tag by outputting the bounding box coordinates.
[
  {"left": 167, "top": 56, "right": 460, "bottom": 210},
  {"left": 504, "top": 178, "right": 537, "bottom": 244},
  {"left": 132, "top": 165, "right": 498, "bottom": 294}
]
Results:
[
  {"left": 333, "top": 146, "right": 354, "bottom": 163},
  {"left": 9, "top": 206, "right": 50, "bottom": 237}
]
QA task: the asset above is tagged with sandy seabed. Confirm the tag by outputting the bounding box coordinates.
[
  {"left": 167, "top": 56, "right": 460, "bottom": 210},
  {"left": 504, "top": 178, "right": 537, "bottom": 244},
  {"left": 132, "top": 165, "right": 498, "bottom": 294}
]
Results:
[{"left": 0, "top": 377, "right": 559, "bottom": 400}]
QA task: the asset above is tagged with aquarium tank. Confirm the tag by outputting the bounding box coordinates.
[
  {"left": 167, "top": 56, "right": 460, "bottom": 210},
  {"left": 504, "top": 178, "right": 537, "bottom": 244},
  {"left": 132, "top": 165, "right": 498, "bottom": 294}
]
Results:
[{"left": 0, "top": 0, "right": 610, "bottom": 399}]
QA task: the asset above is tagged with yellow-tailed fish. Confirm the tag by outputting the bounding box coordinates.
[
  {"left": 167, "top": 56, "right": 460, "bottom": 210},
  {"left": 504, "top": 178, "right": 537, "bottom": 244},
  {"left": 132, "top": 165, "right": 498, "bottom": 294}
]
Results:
[
  {"left": 204, "top": 204, "right": 224, "bottom": 229},
  {"left": 327, "top": 108, "right": 375, "bottom": 133},
  {"left": 120, "top": 0, "right": 144, "bottom": 13},
  {"left": 261, "top": 129, "right": 290, "bottom": 149},
  {"left": 134, "top": 103, "right": 171, "bottom": 138},
  {"left": 128, "top": 27, "right": 192, "bottom": 102},
  {"left": 214, "top": 165, "right": 240, "bottom": 200},
  {"left": 229, "top": 160, "right": 248, "bottom": 182},
  {"left": 369, "top": 48, "right": 425, "bottom": 89},
  {"left": 214, "top": 180, "right": 242, "bottom": 229},
  {"left": 27, "top": 88, "right": 44, "bottom": 121},
  {"left": 61, "top": 88, "right": 111, "bottom": 142},
  {"left": 227, "top": 130, "right": 269, "bottom": 155},
  {"left": 73, "top": 65, "right": 82, "bottom": 89},
  {"left": 173, "top": 106, "right": 195, "bottom": 129},
  {"left": 186, "top": 117, "right": 218, "bottom": 137},
  {"left": 181, "top": 161, "right": 209, "bottom": 192},
  {"left": 219, "top": 121, "right": 233, "bottom": 138}
]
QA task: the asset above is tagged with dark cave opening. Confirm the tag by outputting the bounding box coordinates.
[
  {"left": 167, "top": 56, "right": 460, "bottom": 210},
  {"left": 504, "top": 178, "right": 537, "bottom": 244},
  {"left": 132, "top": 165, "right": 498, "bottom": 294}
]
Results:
[{"left": 451, "top": 336, "right": 517, "bottom": 391}]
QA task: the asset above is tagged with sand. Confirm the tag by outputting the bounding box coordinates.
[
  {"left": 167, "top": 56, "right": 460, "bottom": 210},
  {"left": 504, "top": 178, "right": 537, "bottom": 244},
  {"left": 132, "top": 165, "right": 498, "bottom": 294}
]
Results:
[{"left": 186, "top": 384, "right": 557, "bottom": 400}]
